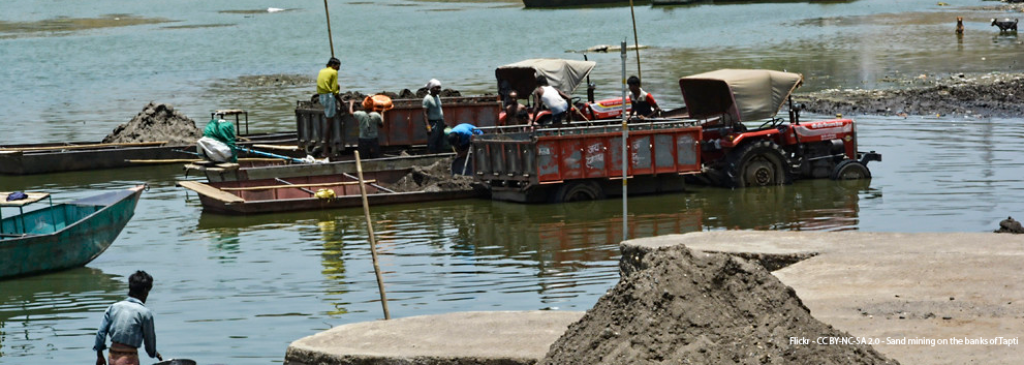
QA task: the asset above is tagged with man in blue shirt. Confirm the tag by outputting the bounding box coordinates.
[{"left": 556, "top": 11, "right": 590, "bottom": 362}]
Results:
[
  {"left": 94, "top": 271, "right": 161, "bottom": 365},
  {"left": 446, "top": 123, "right": 482, "bottom": 175}
]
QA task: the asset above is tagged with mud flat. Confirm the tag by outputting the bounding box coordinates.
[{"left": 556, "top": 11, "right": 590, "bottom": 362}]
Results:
[{"left": 793, "top": 72, "right": 1024, "bottom": 118}]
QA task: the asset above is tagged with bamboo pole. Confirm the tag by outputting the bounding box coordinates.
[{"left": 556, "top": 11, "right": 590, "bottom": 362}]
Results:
[
  {"left": 629, "top": 0, "right": 641, "bottom": 80},
  {"left": 1, "top": 141, "right": 168, "bottom": 152},
  {"left": 356, "top": 150, "right": 390, "bottom": 320},
  {"left": 620, "top": 40, "right": 629, "bottom": 242},
  {"left": 324, "top": 0, "right": 335, "bottom": 58},
  {"left": 219, "top": 180, "right": 375, "bottom": 191}
]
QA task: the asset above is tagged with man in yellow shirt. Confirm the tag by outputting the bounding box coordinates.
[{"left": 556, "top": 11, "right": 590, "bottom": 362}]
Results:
[{"left": 315, "top": 57, "right": 341, "bottom": 157}]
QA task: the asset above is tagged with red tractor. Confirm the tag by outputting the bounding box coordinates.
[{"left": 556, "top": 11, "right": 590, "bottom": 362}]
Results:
[{"left": 679, "top": 69, "right": 881, "bottom": 188}]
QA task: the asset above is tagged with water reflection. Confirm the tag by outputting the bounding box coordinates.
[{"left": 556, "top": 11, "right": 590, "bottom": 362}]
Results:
[{"left": 0, "top": 268, "right": 123, "bottom": 357}]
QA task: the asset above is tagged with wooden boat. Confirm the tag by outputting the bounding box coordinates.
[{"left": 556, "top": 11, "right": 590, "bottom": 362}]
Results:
[
  {"left": 177, "top": 160, "right": 486, "bottom": 215},
  {"left": 0, "top": 185, "right": 145, "bottom": 279},
  {"left": 185, "top": 153, "right": 457, "bottom": 183},
  {"left": 0, "top": 132, "right": 298, "bottom": 175},
  {"left": 523, "top": 0, "right": 650, "bottom": 8}
]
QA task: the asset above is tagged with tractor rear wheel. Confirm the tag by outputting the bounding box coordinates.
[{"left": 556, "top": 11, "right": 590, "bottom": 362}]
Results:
[
  {"left": 725, "top": 140, "right": 791, "bottom": 188},
  {"left": 552, "top": 181, "right": 605, "bottom": 203},
  {"left": 830, "top": 160, "right": 871, "bottom": 180}
]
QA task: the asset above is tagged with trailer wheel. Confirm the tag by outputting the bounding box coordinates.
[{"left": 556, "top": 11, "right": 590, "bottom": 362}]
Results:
[
  {"left": 726, "top": 140, "right": 791, "bottom": 188},
  {"left": 830, "top": 160, "right": 871, "bottom": 180},
  {"left": 552, "top": 181, "right": 605, "bottom": 203}
]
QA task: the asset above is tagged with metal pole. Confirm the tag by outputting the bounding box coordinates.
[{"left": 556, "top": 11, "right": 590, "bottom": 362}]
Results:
[
  {"left": 620, "top": 40, "right": 629, "bottom": 242},
  {"left": 356, "top": 151, "right": 390, "bottom": 320},
  {"left": 629, "top": 0, "right": 641, "bottom": 80},
  {"left": 323, "top": 0, "right": 335, "bottom": 58}
]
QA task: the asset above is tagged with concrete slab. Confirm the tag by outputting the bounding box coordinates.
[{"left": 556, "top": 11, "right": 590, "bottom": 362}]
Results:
[
  {"left": 284, "top": 311, "right": 584, "bottom": 365},
  {"left": 627, "top": 231, "right": 1024, "bottom": 365}
]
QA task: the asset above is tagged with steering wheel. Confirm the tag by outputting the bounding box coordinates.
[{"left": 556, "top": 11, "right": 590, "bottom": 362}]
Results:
[{"left": 758, "top": 118, "right": 782, "bottom": 130}]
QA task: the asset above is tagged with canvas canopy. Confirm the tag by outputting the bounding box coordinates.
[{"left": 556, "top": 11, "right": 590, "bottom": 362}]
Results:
[
  {"left": 679, "top": 69, "right": 803, "bottom": 123},
  {"left": 496, "top": 59, "right": 596, "bottom": 98}
]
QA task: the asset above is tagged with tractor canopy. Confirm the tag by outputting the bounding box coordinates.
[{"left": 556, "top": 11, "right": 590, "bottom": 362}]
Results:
[
  {"left": 496, "top": 58, "right": 596, "bottom": 99},
  {"left": 679, "top": 69, "right": 803, "bottom": 123}
]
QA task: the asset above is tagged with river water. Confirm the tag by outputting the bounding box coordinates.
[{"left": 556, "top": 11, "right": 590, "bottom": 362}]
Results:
[{"left": 2, "top": 0, "right": 1023, "bottom": 364}]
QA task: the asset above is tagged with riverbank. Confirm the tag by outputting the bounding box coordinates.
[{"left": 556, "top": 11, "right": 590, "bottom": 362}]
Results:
[
  {"left": 286, "top": 231, "right": 1024, "bottom": 365},
  {"left": 793, "top": 72, "right": 1024, "bottom": 118}
]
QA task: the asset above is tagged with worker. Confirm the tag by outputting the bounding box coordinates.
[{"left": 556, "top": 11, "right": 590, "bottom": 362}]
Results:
[
  {"left": 422, "top": 78, "right": 445, "bottom": 153},
  {"left": 531, "top": 75, "right": 572, "bottom": 126},
  {"left": 94, "top": 270, "right": 162, "bottom": 365},
  {"left": 350, "top": 95, "right": 388, "bottom": 159},
  {"left": 316, "top": 57, "right": 342, "bottom": 157},
  {"left": 627, "top": 75, "right": 663, "bottom": 120},
  {"left": 446, "top": 123, "right": 482, "bottom": 175},
  {"left": 504, "top": 90, "right": 529, "bottom": 125}
]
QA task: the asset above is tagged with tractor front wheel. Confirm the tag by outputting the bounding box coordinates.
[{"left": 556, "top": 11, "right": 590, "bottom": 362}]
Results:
[
  {"left": 725, "top": 140, "right": 791, "bottom": 188},
  {"left": 830, "top": 160, "right": 872, "bottom": 180}
]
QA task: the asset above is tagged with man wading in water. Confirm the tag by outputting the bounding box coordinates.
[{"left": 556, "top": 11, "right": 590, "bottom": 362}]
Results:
[{"left": 94, "top": 271, "right": 161, "bottom": 365}]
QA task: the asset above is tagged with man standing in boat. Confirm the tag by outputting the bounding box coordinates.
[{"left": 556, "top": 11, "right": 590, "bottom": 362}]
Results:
[
  {"left": 350, "top": 95, "right": 389, "bottom": 159},
  {"left": 316, "top": 57, "right": 342, "bottom": 157},
  {"left": 446, "top": 123, "right": 482, "bottom": 175},
  {"left": 422, "top": 78, "right": 445, "bottom": 153},
  {"left": 94, "top": 270, "right": 161, "bottom": 365}
]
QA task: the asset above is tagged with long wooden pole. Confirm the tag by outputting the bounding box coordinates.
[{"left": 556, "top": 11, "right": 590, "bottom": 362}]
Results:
[
  {"left": 323, "top": 0, "right": 335, "bottom": 58},
  {"left": 629, "top": 0, "right": 641, "bottom": 80},
  {"left": 356, "top": 151, "right": 390, "bottom": 320},
  {"left": 620, "top": 40, "right": 629, "bottom": 242}
]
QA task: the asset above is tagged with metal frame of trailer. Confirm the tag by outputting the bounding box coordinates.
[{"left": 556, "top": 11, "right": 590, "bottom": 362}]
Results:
[{"left": 471, "top": 120, "right": 703, "bottom": 203}]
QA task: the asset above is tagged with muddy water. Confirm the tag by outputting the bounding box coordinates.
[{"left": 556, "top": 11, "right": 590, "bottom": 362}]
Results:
[{"left": 2, "top": 0, "right": 1024, "bottom": 364}]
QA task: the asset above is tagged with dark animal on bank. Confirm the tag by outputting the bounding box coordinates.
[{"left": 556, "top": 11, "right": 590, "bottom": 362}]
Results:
[
  {"left": 996, "top": 216, "right": 1024, "bottom": 234},
  {"left": 990, "top": 18, "right": 1018, "bottom": 32},
  {"left": 956, "top": 16, "right": 964, "bottom": 35}
]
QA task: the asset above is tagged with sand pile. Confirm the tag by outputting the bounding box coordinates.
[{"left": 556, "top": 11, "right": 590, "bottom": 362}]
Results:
[
  {"left": 102, "top": 102, "right": 202, "bottom": 145},
  {"left": 541, "top": 244, "right": 899, "bottom": 365},
  {"left": 794, "top": 73, "right": 1024, "bottom": 118},
  {"left": 386, "top": 157, "right": 479, "bottom": 193}
]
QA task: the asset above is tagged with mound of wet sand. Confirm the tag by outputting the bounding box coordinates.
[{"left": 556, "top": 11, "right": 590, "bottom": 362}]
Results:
[
  {"left": 102, "top": 102, "right": 202, "bottom": 145},
  {"left": 386, "top": 157, "right": 480, "bottom": 193},
  {"left": 794, "top": 73, "right": 1024, "bottom": 118},
  {"left": 541, "top": 245, "right": 899, "bottom": 365}
]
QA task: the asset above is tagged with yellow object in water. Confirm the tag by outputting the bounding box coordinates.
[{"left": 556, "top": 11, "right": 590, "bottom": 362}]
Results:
[{"left": 315, "top": 188, "right": 335, "bottom": 199}]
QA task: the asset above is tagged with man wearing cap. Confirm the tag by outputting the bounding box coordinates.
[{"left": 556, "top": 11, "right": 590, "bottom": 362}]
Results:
[
  {"left": 422, "top": 78, "right": 445, "bottom": 153},
  {"left": 316, "top": 57, "right": 342, "bottom": 157},
  {"left": 349, "top": 96, "right": 387, "bottom": 159}
]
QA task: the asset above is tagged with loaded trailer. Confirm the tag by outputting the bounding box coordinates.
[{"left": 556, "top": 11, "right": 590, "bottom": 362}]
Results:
[
  {"left": 294, "top": 96, "right": 500, "bottom": 156},
  {"left": 471, "top": 68, "right": 882, "bottom": 203},
  {"left": 472, "top": 120, "right": 703, "bottom": 203}
]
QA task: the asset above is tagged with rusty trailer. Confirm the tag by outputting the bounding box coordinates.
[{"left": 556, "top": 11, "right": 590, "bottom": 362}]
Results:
[
  {"left": 295, "top": 96, "right": 501, "bottom": 156},
  {"left": 472, "top": 120, "right": 703, "bottom": 203}
]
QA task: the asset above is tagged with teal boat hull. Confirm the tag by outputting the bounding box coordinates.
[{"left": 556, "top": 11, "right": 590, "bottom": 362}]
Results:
[{"left": 0, "top": 186, "right": 144, "bottom": 279}]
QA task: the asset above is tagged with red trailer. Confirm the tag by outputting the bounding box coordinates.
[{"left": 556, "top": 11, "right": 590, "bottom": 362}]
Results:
[
  {"left": 472, "top": 68, "right": 881, "bottom": 203},
  {"left": 472, "top": 120, "right": 703, "bottom": 203}
]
